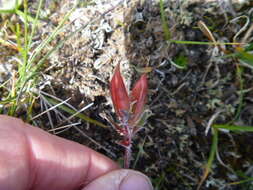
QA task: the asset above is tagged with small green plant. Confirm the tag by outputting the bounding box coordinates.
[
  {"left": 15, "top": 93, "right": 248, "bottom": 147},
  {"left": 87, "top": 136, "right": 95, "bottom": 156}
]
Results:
[
  {"left": 173, "top": 54, "right": 188, "bottom": 69},
  {"left": 0, "top": 0, "right": 100, "bottom": 127},
  {"left": 0, "top": 0, "right": 44, "bottom": 118}
]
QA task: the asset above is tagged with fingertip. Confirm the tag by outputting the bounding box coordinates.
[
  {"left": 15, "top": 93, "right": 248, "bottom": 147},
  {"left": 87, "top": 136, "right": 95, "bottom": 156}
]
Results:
[
  {"left": 82, "top": 169, "right": 153, "bottom": 190},
  {"left": 120, "top": 171, "right": 153, "bottom": 190}
]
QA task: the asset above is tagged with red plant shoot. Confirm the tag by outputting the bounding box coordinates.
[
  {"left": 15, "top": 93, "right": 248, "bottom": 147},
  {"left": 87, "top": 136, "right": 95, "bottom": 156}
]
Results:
[
  {"left": 110, "top": 63, "right": 148, "bottom": 168},
  {"left": 110, "top": 64, "right": 130, "bottom": 121}
]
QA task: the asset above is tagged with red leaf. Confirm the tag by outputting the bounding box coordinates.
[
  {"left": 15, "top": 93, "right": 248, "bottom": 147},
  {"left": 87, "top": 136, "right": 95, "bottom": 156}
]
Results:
[
  {"left": 130, "top": 74, "right": 148, "bottom": 125},
  {"left": 110, "top": 64, "right": 130, "bottom": 119}
]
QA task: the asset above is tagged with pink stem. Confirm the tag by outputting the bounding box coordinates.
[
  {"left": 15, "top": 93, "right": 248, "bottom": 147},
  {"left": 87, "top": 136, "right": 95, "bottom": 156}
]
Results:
[
  {"left": 124, "top": 145, "right": 132, "bottom": 168},
  {"left": 123, "top": 125, "right": 132, "bottom": 169}
]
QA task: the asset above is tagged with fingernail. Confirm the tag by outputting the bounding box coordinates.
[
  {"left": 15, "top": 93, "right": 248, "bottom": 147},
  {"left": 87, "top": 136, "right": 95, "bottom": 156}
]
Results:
[{"left": 120, "top": 172, "right": 153, "bottom": 190}]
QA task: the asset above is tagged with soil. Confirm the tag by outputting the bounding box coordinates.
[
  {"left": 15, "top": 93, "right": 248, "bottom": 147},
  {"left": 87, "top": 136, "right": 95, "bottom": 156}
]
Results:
[{"left": 0, "top": 0, "right": 253, "bottom": 189}]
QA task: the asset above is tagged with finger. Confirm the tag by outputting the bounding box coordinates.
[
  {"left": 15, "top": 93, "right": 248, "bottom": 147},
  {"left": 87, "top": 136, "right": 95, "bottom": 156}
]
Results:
[
  {"left": 0, "top": 115, "right": 118, "bottom": 190},
  {"left": 82, "top": 169, "right": 153, "bottom": 190}
]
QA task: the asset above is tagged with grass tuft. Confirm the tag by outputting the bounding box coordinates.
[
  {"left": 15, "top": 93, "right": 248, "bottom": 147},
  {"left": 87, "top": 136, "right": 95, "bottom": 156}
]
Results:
[{"left": 0, "top": 0, "right": 111, "bottom": 129}]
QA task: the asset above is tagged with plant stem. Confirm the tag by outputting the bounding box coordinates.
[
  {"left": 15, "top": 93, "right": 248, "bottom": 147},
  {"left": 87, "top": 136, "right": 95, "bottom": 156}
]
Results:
[
  {"left": 123, "top": 126, "right": 133, "bottom": 169},
  {"left": 124, "top": 145, "right": 132, "bottom": 169}
]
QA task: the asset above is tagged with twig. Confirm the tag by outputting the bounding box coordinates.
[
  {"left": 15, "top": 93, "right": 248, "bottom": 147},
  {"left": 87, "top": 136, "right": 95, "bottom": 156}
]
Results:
[
  {"left": 48, "top": 122, "right": 81, "bottom": 132},
  {"left": 56, "top": 102, "right": 94, "bottom": 127},
  {"left": 31, "top": 97, "right": 71, "bottom": 120},
  {"left": 230, "top": 15, "right": 250, "bottom": 43},
  {"left": 205, "top": 109, "right": 224, "bottom": 136},
  {"left": 49, "top": 122, "right": 82, "bottom": 135}
]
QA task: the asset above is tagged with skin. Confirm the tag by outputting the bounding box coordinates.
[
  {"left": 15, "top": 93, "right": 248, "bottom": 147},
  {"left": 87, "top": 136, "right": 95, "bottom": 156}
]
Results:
[{"left": 0, "top": 115, "right": 153, "bottom": 190}]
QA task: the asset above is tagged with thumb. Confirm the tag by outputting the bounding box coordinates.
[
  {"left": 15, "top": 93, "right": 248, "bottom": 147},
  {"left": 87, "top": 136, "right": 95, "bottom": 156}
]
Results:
[{"left": 82, "top": 169, "right": 153, "bottom": 190}]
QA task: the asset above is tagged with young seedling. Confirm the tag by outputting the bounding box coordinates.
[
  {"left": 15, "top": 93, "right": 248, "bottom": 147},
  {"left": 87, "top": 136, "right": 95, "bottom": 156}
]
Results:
[{"left": 110, "top": 63, "right": 148, "bottom": 168}]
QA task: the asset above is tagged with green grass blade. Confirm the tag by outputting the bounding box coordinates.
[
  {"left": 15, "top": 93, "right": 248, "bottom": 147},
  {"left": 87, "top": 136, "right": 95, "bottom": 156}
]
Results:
[
  {"left": 230, "top": 177, "right": 253, "bottom": 185},
  {"left": 169, "top": 40, "right": 243, "bottom": 45},
  {"left": 159, "top": 0, "right": 170, "bottom": 41},
  {"left": 237, "top": 50, "right": 253, "bottom": 67},
  {"left": 197, "top": 128, "right": 218, "bottom": 190},
  {"left": 27, "top": 0, "right": 43, "bottom": 49},
  {"left": 213, "top": 124, "right": 253, "bottom": 132},
  {"left": 23, "top": 0, "right": 28, "bottom": 66},
  {"left": 132, "top": 137, "right": 147, "bottom": 169},
  {"left": 15, "top": 10, "right": 36, "bottom": 23},
  {"left": 245, "top": 43, "right": 253, "bottom": 51},
  {"left": 28, "top": 3, "right": 77, "bottom": 65},
  {"left": 43, "top": 95, "right": 108, "bottom": 129}
]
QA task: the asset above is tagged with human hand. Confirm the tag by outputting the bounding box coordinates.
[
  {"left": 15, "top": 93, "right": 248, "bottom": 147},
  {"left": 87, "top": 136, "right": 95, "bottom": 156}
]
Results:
[{"left": 0, "top": 115, "right": 153, "bottom": 190}]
